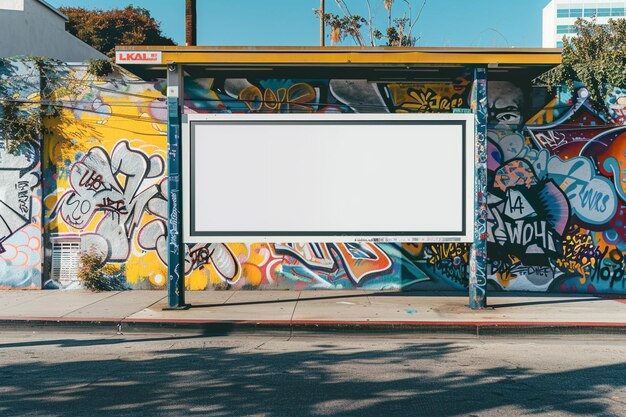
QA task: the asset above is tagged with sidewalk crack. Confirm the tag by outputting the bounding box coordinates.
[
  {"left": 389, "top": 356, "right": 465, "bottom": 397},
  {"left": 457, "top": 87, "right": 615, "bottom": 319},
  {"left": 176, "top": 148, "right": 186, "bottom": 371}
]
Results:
[
  {"left": 288, "top": 291, "right": 302, "bottom": 340},
  {"left": 253, "top": 338, "right": 272, "bottom": 350}
]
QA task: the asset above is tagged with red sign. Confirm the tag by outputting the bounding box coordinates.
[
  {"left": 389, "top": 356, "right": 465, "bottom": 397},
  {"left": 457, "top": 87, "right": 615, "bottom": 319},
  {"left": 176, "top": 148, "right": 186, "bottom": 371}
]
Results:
[{"left": 115, "top": 51, "right": 162, "bottom": 64}]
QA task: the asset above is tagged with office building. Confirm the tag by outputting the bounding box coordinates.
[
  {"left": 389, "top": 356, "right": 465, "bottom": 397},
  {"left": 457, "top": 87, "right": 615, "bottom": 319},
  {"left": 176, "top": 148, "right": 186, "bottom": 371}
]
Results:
[{"left": 543, "top": 0, "right": 626, "bottom": 47}]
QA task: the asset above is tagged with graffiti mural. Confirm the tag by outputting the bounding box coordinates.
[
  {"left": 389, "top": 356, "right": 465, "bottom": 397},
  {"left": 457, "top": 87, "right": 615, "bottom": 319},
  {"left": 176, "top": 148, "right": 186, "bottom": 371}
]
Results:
[
  {"left": 0, "top": 140, "right": 41, "bottom": 288},
  {"left": 175, "top": 75, "right": 626, "bottom": 294},
  {"left": 383, "top": 78, "right": 471, "bottom": 113},
  {"left": 483, "top": 83, "right": 626, "bottom": 294},
  {"left": 0, "top": 59, "right": 43, "bottom": 289},
  {"left": 41, "top": 63, "right": 168, "bottom": 289},
  {"left": 1, "top": 56, "right": 626, "bottom": 294},
  {"left": 52, "top": 140, "right": 166, "bottom": 264}
]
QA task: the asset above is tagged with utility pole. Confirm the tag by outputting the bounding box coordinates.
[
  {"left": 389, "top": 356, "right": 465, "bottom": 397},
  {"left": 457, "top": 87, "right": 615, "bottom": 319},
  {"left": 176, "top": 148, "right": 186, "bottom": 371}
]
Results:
[
  {"left": 320, "top": 0, "right": 325, "bottom": 46},
  {"left": 185, "top": 0, "right": 197, "bottom": 46}
]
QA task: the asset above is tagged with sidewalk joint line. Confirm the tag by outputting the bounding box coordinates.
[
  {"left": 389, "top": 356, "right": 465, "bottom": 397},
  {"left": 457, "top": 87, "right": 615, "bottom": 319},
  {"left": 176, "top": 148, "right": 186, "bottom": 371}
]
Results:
[
  {"left": 123, "top": 293, "right": 170, "bottom": 321},
  {"left": 0, "top": 290, "right": 61, "bottom": 314},
  {"left": 223, "top": 290, "right": 238, "bottom": 305},
  {"left": 60, "top": 291, "right": 122, "bottom": 318}
]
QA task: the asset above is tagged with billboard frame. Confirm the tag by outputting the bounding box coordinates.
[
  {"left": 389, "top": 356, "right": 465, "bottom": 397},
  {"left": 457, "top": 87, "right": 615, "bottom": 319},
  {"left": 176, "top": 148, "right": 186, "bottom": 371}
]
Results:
[{"left": 182, "top": 113, "right": 475, "bottom": 244}]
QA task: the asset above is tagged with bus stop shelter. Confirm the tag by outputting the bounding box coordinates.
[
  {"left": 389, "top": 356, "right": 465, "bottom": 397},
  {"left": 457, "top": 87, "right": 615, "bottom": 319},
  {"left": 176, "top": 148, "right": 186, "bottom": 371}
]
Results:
[{"left": 115, "top": 46, "right": 561, "bottom": 310}]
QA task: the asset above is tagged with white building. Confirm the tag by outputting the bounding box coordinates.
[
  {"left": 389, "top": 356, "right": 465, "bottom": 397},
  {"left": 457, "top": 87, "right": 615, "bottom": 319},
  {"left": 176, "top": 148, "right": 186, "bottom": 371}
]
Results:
[
  {"left": 543, "top": 0, "right": 626, "bottom": 47},
  {"left": 0, "top": 0, "right": 106, "bottom": 61}
]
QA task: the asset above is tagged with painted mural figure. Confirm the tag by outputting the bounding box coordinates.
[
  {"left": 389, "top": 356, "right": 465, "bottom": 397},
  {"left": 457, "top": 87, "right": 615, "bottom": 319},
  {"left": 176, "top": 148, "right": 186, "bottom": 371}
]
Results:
[{"left": 488, "top": 81, "right": 525, "bottom": 130}]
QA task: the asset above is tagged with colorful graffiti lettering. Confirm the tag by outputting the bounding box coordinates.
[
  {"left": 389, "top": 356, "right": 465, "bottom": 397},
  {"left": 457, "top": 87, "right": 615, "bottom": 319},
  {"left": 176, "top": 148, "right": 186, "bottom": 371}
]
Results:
[
  {"left": 424, "top": 243, "right": 470, "bottom": 286},
  {"left": 272, "top": 243, "right": 393, "bottom": 286},
  {"left": 384, "top": 80, "right": 470, "bottom": 113}
]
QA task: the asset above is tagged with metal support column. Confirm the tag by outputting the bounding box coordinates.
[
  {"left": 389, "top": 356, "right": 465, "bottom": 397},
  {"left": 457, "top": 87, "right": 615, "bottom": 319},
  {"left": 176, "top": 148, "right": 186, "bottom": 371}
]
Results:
[
  {"left": 165, "top": 63, "right": 188, "bottom": 310},
  {"left": 469, "top": 66, "right": 488, "bottom": 309}
]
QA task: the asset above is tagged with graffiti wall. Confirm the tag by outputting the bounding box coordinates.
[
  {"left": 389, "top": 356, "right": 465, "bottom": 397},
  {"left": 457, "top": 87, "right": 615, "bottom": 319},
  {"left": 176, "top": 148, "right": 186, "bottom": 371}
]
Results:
[
  {"left": 0, "top": 60, "right": 43, "bottom": 289},
  {"left": 179, "top": 75, "right": 626, "bottom": 294},
  {"left": 42, "top": 64, "right": 168, "bottom": 289},
  {"left": 178, "top": 76, "right": 475, "bottom": 291},
  {"left": 486, "top": 82, "right": 626, "bottom": 294},
  {"left": 1, "top": 59, "right": 625, "bottom": 295}
]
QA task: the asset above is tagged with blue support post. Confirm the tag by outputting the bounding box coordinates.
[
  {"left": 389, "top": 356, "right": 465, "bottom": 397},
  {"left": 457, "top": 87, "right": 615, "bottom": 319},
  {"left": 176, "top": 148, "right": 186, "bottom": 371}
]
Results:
[
  {"left": 469, "top": 66, "right": 488, "bottom": 309},
  {"left": 165, "top": 64, "right": 188, "bottom": 310}
]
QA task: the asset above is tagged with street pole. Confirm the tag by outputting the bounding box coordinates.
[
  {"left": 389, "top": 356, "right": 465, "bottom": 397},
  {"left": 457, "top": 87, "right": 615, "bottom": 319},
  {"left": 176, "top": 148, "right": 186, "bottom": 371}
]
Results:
[
  {"left": 165, "top": 63, "right": 188, "bottom": 310},
  {"left": 185, "top": 0, "right": 197, "bottom": 46},
  {"left": 469, "top": 65, "right": 488, "bottom": 309},
  {"left": 320, "top": 0, "right": 325, "bottom": 47}
]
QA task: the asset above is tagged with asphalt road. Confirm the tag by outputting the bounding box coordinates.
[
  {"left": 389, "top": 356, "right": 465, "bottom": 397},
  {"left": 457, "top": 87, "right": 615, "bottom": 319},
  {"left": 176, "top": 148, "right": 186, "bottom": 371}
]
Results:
[{"left": 0, "top": 330, "right": 624, "bottom": 417}]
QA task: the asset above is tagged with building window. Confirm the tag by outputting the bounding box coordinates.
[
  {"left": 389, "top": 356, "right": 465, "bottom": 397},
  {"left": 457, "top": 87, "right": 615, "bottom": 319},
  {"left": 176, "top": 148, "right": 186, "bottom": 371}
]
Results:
[
  {"left": 557, "top": 25, "right": 576, "bottom": 34},
  {"left": 556, "top": 5, "right": 625, "bottom": 19},
  {"left": 569, "top": 8, "right": 583, "bottom": 17},
  {"left": 584, "top": 8, "right": 597, "bottom": 17}
]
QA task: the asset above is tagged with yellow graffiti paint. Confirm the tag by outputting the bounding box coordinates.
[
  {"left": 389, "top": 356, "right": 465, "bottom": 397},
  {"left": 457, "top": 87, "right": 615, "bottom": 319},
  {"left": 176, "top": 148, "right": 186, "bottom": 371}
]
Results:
[{"left": 387, "top": 81, "right": 470, "bottom": 113}]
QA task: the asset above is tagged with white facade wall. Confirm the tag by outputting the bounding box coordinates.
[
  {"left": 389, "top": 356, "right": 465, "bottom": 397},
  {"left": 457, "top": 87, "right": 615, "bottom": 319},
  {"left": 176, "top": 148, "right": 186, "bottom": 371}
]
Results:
[
  {"left": 0, "top": 0, "right": 24, "bottom": 11},
  {"left": 543, "top": 0, "right": 626, "bottom": 47},
  {"left": 0, "top": 0, "right": 105, "bottom": 61},
  {"left": 543, "top": 1, "right": 557, "bottom": 48}
]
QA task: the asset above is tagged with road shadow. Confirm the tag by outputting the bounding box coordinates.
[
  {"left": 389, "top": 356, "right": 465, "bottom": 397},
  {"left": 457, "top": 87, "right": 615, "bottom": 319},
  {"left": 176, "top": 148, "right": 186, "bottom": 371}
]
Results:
[
  {"left": 189, "top": 290, "right": 473, "bottom": 309},
  {"left": 491, "top": 297, "right": 605, "bottom": 309},
  {"left": 0, "top": 334, "right": 207, "bottom": 349},
  {"left": 0, "top": 337, "right": 623, "bottom": 416},
  {"left": 189, "top": 290, "right": 609, "bottom": 311}
]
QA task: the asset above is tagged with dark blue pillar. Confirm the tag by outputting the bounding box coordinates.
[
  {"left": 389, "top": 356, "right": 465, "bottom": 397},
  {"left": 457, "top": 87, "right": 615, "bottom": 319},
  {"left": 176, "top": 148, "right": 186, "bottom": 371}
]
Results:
[
  {"left": 469, "top": 66, "right": 488, "bottom": 309},
  {"left": 166, "top": 64, "right": 188, "bottom": 310}
]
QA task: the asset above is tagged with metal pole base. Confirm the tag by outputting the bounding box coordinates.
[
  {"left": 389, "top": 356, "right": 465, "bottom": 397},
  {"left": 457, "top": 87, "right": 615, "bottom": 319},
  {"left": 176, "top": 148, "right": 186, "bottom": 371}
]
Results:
[
  {"left": 162, "top": 304, "right": 191, "bottom": 311},
  {"left": 465, "top": 304, "right": 493, "bottom": 310}
]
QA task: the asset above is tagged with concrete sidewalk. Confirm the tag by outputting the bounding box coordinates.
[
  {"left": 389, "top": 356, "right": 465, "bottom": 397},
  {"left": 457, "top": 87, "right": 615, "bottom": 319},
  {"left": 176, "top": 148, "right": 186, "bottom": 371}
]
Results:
[{"left": 1, "top": 290, "right": 626, "bottom": 336}]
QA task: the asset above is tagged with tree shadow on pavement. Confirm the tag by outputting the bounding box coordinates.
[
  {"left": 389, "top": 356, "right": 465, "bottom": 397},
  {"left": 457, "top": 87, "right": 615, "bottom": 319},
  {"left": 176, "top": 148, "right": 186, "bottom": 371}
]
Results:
[
  {"left": 0, "top": 334, "right": 207, "bottom": 349},
  {"left": 0, "top": 338, "right": 623, "bottom": 417}
]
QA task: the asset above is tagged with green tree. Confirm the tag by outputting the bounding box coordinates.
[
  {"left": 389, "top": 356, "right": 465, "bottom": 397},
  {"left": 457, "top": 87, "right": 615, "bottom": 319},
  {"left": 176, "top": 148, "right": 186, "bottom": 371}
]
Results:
[
  {"left": 0, "top": 57, "right": 104, "bottom": 154},
  {"left": 315, "top": 0, "right": 427, "bottom": 46},
  {"left": 59, "top": 6, "right": 176, "bottom": 58},
  {"left": 538, "top": 18, "right": 626, "bottom": 104}
]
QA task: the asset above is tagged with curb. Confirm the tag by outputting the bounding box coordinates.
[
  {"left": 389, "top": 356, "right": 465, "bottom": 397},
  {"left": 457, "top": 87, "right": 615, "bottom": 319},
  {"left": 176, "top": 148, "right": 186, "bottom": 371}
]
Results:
[{"left": 2, "top": 317, "right": 626, "bottom": 337}]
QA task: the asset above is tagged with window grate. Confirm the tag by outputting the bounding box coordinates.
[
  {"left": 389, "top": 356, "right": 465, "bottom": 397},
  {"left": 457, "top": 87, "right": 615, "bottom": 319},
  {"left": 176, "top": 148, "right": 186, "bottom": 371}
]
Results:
[{"left": 51, "top": 241, "right": 81, "bottom": 286}]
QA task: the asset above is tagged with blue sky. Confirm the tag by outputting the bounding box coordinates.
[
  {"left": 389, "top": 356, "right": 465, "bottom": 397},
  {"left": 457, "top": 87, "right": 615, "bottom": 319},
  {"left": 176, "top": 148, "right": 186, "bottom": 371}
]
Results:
[{"left": 47, "top": 0, "right": 549, "bottom": 48}]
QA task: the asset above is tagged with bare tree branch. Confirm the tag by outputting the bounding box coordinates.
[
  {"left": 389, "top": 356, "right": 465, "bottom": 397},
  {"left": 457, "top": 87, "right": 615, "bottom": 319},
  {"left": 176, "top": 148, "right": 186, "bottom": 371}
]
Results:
[
  {"left": 408, "top": 0, "right": 426, "bottom": 43},
  {"left": 366, "top": 0, "right": 375, "bottom": 46}
]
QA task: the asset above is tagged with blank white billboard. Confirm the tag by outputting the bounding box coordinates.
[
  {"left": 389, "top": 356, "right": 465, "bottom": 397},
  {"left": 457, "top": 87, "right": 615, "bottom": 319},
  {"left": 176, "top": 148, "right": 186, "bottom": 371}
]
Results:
[{"left": 183, "top": 113, "right": 474, "bottom": 243}]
